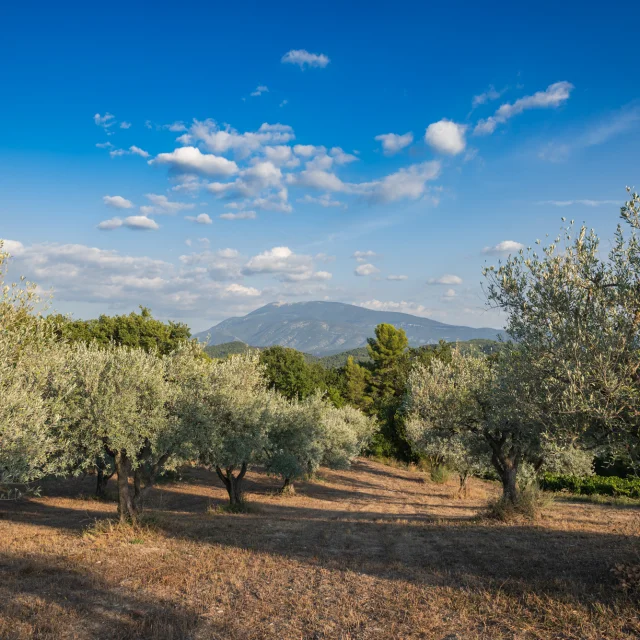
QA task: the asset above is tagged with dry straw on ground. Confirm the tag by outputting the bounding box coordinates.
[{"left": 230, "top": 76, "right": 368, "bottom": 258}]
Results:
[{"left": 1, "top": 459, "right": 639, "bottom": 639}]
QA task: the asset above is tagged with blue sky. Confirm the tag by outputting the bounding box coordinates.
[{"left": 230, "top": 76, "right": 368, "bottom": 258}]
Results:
[{"left": 1, "top": 0, "right": 639, "bottom": 332}]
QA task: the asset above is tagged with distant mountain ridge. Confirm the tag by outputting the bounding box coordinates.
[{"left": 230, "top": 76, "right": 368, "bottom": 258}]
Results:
[{"left": 195, "top": 301, "right": 504, "bottom": 357}]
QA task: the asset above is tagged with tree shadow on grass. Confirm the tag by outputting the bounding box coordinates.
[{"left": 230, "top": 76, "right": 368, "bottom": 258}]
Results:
[
  {"left": 0, "top": 552, "right": 199, "bottom": 640},
  {"left": 2, "top": 490, "right": 637, "bottom": 611}
]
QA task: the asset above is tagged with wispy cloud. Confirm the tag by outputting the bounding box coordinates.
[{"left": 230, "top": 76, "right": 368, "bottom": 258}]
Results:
[{"left": 475, "top": 81, "right": 573, "bottom": 135}]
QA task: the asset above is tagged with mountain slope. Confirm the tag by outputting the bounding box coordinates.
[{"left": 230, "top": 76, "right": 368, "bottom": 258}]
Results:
[{"left": 195, "top": 301, "right": 504, "bottom": 356}]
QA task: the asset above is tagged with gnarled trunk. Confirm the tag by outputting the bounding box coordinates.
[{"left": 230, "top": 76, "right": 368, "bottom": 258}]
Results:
[
  {"left": 215, "top": 463, "right": 247, "bottom": 505},
  {"left": 115, "top": 451, "right": 137, "bottom": 523},
  {"left": 458, "top": 472, "right": 469, "bottom": 498},
  {"left": 280, "top": 477, "right": 295, "bottom": 495},
  {"left": 486, "top": 431, "right": 520, "bottom": 503}
]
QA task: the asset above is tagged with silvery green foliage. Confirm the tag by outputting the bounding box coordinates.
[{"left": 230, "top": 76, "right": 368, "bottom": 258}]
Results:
[
  {"left": 405, "top": 353, "right": 491, "bottom": 479},
  {"left": 0, "top": 246, "right": 69, "bottom": 484},
  {"left": 51, "top": 342, "right": 169, "bottom": 472},
  {"left": 197, "top": 353, "right": 271, "bottom": 470},
  {"left": 319, "top": 402, "right": 375, "bottom": 469},
  {"left": 484, "top": 189, "right": 640, "bottom": 465},
  {"left": 263, "top": 393, "right": 326, "bottom": 483}
]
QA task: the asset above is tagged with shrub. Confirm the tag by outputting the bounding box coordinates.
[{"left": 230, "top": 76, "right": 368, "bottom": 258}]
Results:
[
  {"left": 487, "top": 484, "right": 552, "bottom": 522},
  {"left": 539, "top": 473, "right": 640, "bottom": 498}
]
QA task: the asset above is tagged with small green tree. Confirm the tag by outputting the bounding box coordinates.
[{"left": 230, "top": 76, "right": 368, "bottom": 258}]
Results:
[
  {"left": 259, "top": 345, "right": 320, "bottom": 401},
  {"left": 320, "top": 403, "right": 376, "bottom": 470},
  {"left": 343, "top": 356, "right": 372, "bottom": 411}
]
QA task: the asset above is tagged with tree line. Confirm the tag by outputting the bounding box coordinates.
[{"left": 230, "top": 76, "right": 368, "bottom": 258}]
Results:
[
  {"left": 0, "top": 258, "right": 374, "bottom": 521},
  {"left": 3, "top": 189, "right": 640, "bottom": 514}
]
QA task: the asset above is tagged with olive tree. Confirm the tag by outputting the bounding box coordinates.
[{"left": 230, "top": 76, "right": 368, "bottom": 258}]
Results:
[
  {"left": 484, "top": 190, "right": 640, "bottom": 470},
  {"left": 263, "top": 394, "right": 325, "bottom": 493},
  {"left": 197, "top": 354, "right": 271, "bottom": 505},
  {"left": 0, "top": 245, "right": 70, "bottom": 490},
  {"left": 51, "top": 343, "right": 170, "bottom": 521},
  {"left": 319, "top": 402, "right": 375, "bottom": 470},
  {"left": 404, "top": 350, "right": 555, "bottom": 502}
]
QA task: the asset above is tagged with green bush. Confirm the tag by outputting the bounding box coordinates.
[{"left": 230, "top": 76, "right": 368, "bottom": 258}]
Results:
[{"left": 539, "top": 473, "right": 640, "bottom": 498}]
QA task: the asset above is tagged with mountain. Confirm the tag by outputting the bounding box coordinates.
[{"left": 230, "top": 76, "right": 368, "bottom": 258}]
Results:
[{"left": 195, "top": 301, "right": 504, "bottom": 357}]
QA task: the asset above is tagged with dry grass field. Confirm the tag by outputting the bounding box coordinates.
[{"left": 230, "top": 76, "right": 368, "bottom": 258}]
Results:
[{"left": 1, "top": 458, "right": 639, "bottom": 639}]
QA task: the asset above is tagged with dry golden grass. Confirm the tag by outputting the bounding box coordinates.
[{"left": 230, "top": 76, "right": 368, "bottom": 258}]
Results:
[{"left": 1, "top": 459, "right": 639, "bottom": 639}]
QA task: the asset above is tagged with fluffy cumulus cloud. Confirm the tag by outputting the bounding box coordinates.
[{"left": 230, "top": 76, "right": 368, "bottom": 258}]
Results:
[
  {"left": 427, "top": 274, "right": 463, "bottom": 285},
  {"left": 185, "top": 213, "right": 212, "bottom": 224},
  {"left": 474, "top": 81, "right": 573, "bottom": 135},
  {"left": 103, "top": 195, "right": 133, "bottom": 209},
  {"left": 243, "top": 246, "right": 331, "bottom": 282},
  {"left": 98, "top": 216, "right": 159, "bottom": 231},
  {"left": 442, "top": 288, "right": 456, "bottom": 301},
  {"left": 251, "top": 85, "right": 269, "bottom": 97},
  {"left": 281, "top": 49, "right": 330, "bottom": 69},
  {"left": 374, "top": 132, "right": 413, "bottom": 155},
  {"left": 354, "top": 263, "right": 380, "bottom": 276},
  {"left": 224, "top": 283, "right": 261, "bottom": 297},
  {"left": 140, "top": 194, "right": 195, "bottom": 215},
  {"left": 362, "top": 161, "right": 441, "bottom": 202},
  {"left": 482, "top": 240, "right": 524, "bottom": 255},
  {"left": 150, "top": 146, "right": 238, "bottom": 176},
  {"left": 425, "top": 120, "right": 467, "bottom": 155}
]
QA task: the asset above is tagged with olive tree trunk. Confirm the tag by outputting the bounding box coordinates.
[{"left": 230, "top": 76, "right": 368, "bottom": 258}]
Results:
[
  {"left": 486, "top": 432, "right": 520, "bottom": 503},
  {"left": 215, "top": 463, "right": 247, "bottom": 505},
  {"left": 280, "top": 477, "right": 295, "bottom": 495},
  {"left": 115, "top": 451, "right": 137, "bottom": 523}
]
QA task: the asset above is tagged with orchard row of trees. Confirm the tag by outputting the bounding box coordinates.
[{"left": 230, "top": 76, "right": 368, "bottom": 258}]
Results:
[
  {"left": 0, "top": 249, "right": 374, "bottom": 521},
  {"left": 402, "top": 189, "right": 640, "bottom": 504}
]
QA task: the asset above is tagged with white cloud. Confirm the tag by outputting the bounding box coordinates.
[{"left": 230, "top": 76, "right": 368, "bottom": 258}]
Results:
[
  {"left": 280, "top": 100, "right": 288, "bottom": 107},
  {"left": 442, "top": 288, "right": 456, "bottom": 301},
  {"left": 474, "top": 81, "right": 573, "bottom": 136},
  {"left": 297, "top": 194, "right": 345, "bottom": 208},
  {"left": 123, "top": 216, "right": 159, "bottom": 230},
  {"left": 140, "top": 194, "right": 195, "bottom": 215},
  {"left": 330, "top": 147, "right": 358, "bottom": 164},
  {"left": 110, "top": 145, "right": 150, "bottom": 158},
  {"left": 472, "top": 85, "right": 504, "bottom": 108},
  {"left": 482, "top": 240, "right": 524, "bottom": 255},
  {"left": 262, "top": 145, "right": 300, "bottom": 168},
  {"left": 354, "top": 263, "right": 380, "bottom": 276},
  {"left": 96, "top": 142, "right": 114, "bottom": 149},
  {"left": 293, "top": 144, "right": 325, "bottom": 157},
  {"left": 425, "top": 120, "right": 467, "bottom": 155},
  {"left": 281, "top": 49, "right": 330, "bottom": 69},
  {"left": 427, "top": 274, "right": 463, "bottom": 285},
  {"left": 150, "top": 146, "right": 238, "bottom": 177},
  {"left": 243, "top": 246, "right": 331, "bottom": 282},
  {"left": 374, "top": 132, "right": 413, "bottom": 155},
  {"left": 224, "top": 283, "right": 261, "bottom": 297},
  {"left": 185, "top": 213, "right": 213, "bottom": 224},
  {"left": 208, "top": 161, "right": 284, "bottom": 200},
  {"left": 184, "top": 119, "right": 295, "bottom": 158},
  {"left": 94, "top": 113, "right": 115, "bottom": 129},
  {"left": 219, "top": 211, "right": 257, "bottom": 220},
  {"left": 120, "top": 121, "right": 132, "bottom": 129},
  {"left": 250, "top": 85, "right": 269, "bottom": 97},
  {"left": 360, "top": 161, "right": 441, "bottom": 202},
  {"left": 0, "top": 239, "right": 25, "bottom": 256},
  {"left": 98, "top": 217, "right": 123, "bottom": 230},
  {"left": 103, "top": 195, "right": 134, "bottom": 209},
  {"left": 352, "top": 250, "right": 378, "bottom": 263},
  {"left": 387, "top": 275, "right": 408, "bottom": 281},
  {"left": 357, "top": 300, "right": 433, "bottom": 317}
]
